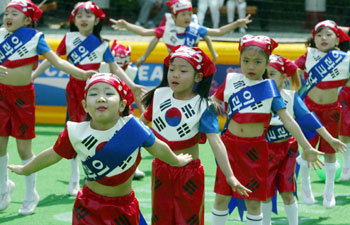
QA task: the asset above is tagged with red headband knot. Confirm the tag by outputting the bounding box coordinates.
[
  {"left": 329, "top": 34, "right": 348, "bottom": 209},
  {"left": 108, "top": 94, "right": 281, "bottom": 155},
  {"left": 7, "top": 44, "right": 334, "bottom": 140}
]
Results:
[
  {"left": 70, "top": 1, "right": 105, "bottom": 23},
  {"left": 239, "top": 34, "right": 278, "bottom": 55},
  {"left": 312, "top": 20, "right": 350, "bottom": 44},
  {"left": 269, "top": 54, "right": 297, "bottom": 77},
  {"left": 85, "top": 73, "right": 134, "bottom": 106},
  {"left": 7, "top": 0, "right": 43, "bottom": 23},
  {"left": 164, "top": 45, "right": 216, "bottom": 77},
  {"left": 166, "top": 0, "right": 192, "bottom": 15},
  {"left": 110, "top": 40, "right": 131, "bottom": 71}
]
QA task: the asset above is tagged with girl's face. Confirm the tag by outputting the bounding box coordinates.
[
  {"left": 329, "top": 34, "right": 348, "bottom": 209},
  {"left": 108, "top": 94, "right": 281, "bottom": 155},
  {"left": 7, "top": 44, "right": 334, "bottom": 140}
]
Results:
[
  {"left": 267, "top": 66, "right": 286, "bottom": 89},
  {"left": 168, "top": 57, "right": 202, "bottom": 99},
  {"left": 173, "top": 10, "right": 193, "bottom": 28},
  {"left": 83, "top": 82, "right": 126, "bottom": 130},
  {"left": 74, "top": 9, "right": 98, "bottom": 36},
  {"left": 240, "top": 48, "right": 269, "bottom": 81},
  {"left": 3, "top": 7, "right": 31, "bottom": 32},
  {"left": 314, "top": 27, "right": 339, "bottom": 53}
]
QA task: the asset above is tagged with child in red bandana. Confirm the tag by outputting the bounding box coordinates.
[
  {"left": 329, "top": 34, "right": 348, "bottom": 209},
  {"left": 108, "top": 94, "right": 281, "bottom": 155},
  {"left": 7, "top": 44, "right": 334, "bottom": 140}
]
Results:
[
  {"left": 211, "top": 35, "right": 323, "bottom": 225},
  {"left": 8, "top": 73, "right": 193, "bottom": 225},
  {"left": 295, "top": 20, "right": 350, "bottom": 209},
  {"left": 110, "top": 0, "right": 251, "bottom": 66},
  {"left": 0, "top": 0, "right": 95, "bottom": 215}
]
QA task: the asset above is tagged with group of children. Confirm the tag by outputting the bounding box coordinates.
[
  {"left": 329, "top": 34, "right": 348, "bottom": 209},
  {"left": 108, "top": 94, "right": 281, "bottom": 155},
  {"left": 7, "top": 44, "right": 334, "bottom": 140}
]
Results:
[{"left": 0, "top": 0, "right": 349, "bottom": 225}]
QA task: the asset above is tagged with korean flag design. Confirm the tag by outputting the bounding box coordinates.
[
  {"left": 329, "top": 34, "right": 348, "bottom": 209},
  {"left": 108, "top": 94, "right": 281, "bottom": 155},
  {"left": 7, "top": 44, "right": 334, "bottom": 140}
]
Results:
[{"left": 165, "top": 107, "right": 182, "bottom": 127}]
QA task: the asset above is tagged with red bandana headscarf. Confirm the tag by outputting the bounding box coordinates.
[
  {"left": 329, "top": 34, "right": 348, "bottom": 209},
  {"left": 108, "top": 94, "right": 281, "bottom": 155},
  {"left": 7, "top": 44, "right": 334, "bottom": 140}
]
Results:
[
  {"left": 269, "top": 54, "right": 297, "bottom": 77},
  {"left": 70, "top": 1, "right": 105, "bottom": 23},
  {"left": 312, "top": 20, "right": 350, "bottom": 44},
  {"left": 166, "top": 0, "right": 192, "bottom": 15},
  {"left": 7, "top": 0, "right": 43, "bottom": 23},
  {"left": 239, "top": 34, "right": 278, "bottom": 55}
]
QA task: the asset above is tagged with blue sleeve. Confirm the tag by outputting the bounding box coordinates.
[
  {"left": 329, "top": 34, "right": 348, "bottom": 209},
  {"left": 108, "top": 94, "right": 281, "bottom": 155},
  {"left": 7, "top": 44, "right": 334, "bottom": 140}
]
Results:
[
  {"left": 271, "top": 96, "right": 286, "bottom": 113},
  {"left": 141, "top": 128, "right": 156, "bottom": 148},
  {"left": 199, "top": 105, "right": 219, "bottom": 133},
  {"left": 198, "top": 26, "right": 208, "bottom": 38},
  {"left": 293, "top": 93, "right": 311, "bottom": 118},
  {"left": 37, "top": 34, "right": 51, "bottom": 55},
  {"left": 103, "top": 46, "right": 115, "bottom": 63}
]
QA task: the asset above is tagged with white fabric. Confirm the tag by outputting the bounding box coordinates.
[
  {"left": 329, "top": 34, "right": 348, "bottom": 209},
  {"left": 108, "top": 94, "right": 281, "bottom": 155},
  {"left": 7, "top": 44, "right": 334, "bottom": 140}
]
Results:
[
  {"left": 211, "top": 208, "right": 228, "bottom": 225},
  {"left": 342, "top": 143, "right": 350, "bottom": 168},
  {"left": 246, "top": 213, "right": 263, "bottom": 225},
  {"left": 22, "top": 156, "right": 37, "bottom": 201},
  {"left": 197, "top": 0, "right": 220, "bottom": 28},
  {"left": 0, "top": 154, "right": 8, "bottom": 194},
  {"left": 70, "top": 157, "right": 80, "bottom": 183},
  {"left": 284, "top": 202, "right": 298, "bottom": 225},
  {"left": 261, "top": 201, "right": 272, "bottom": 225}
]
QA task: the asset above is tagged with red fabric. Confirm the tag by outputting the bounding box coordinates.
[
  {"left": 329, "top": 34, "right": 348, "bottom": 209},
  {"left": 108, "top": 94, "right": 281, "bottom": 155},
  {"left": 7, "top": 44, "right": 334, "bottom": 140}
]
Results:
[
  {"left": 53, "top": 126, "right": 77, "bottom": 159},
  {"left": 0, "top": 83, "right": 35, "bottom": 139},
  {"left": 269, "top": 54, "right": 298, "bottom": 77},
  {"left": 143, "top": 99, "right": 154, "bottom": 122},
  {"left": 152, "top": 128, "right": 200, "bottom": 150},
  {"left": 7, "top": 0, "right": 43, "bottom": 23},
  {"left": 166, "top": 0, "right": 192, "bottom": 15},
  {"left": 110, "top": 40, "right": 131, "bottom": 70},
  {"left": 339, "top": 86, "right": 350, "bottom": 136},
  {"left": 154, "top": 26, "right": 165, "bottom": 39},
  {"left": 214, "top": 130, "right": 269, "bottom": 201},
  {"left": 66, "top": 77, "right": 87, "bottom": 122},
  {"left": 85, "top": 73, "right": 134, "bottom": 106},
  {"left": 151, "top": 158, "right": 204, "bottom": 225},
  {"left": 304, "top": 96, "right": 340, "bottom": 154},
  {"left": 56, "top": 35, "right": 67, "bottom": 55},
  {"left": 267, "top": 138, "right": 298, "bottom": 198},
  {"left": 70, "top": 1, "right": 105, "bottom": 23},
  {"left": 164, "top": 45, "right": 216, "bottom": 77},
  {"left": 312, "top": 20, "right": 350, "bottom": 44},
  {"left": 2, "top": 56, "right": 39, "bottom": 70},
  {"left": 239, "top": 35, "right": 278, "bottom": 55},
  {"left": 73, "top": 186, "right": 139, "bottom": 225},
  {"left": 294, "top": 53, "right": 307, "bottom": 71}
]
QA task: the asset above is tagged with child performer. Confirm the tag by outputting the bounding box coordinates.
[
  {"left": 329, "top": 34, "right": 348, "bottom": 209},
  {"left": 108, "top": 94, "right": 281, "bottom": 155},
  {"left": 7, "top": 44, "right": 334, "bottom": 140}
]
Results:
[
  {"left": 140, "top": 45, "right": 251, "bottom": 224},
  {"left": 0, "top": 0, "right": 95, "bottom": 215},
  {"left": 110, "top": 0, "right": 251, "bottom": 65},
  {"left": 294, "top": 20, "right": 350, "bottom": 208},
  {"left": 8, "top": 73, "right": 193, "bottom": 225},
  {"left": 99, "top": 40, "right": 146, "bottom": 179},
  {"left": 262, "top": 54, "right": 347, "bottom": 225},
  {"left": 32, "top": 1, "right": 144, "bottom": 196},
  {"left": 211, "top": 35, "right": 323, "bottom": 225}
]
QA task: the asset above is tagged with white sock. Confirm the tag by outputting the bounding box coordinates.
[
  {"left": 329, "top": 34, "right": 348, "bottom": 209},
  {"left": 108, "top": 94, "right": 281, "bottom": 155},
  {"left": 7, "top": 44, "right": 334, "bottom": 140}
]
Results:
[
  {"left": 297, "top": 156, "right": 312, "bottom": 193},
  {"left": 261, "top": 202, "right": 272, "bottom": 225},
  {"left": 0, "top": 154, "right": 8, "bottom": 194},
  {"left": 284, "top": 202, "right": 298, "bottom": 225},
  {"left": 22, "top": 156, "right": 37, "bottom": 201},
  {"left": 70, "top": 158, "right": 80, "bottom": 183},
  {"left": 212, "top": 208, "right": 228, "bottom": 225},
  {"left": 324, "top": 162, "right": 337, "bottom": 195},
  {"left": 342, "top": 144, "right": 350, "bottom": 168},
  {"left": 246, "top": 213, "right": 263, "bottom": 225}
]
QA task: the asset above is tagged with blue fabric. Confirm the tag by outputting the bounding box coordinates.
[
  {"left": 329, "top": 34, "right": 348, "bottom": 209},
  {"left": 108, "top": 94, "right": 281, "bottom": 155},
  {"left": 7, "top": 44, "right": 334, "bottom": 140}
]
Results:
[
  {"left": 293, "top": 93, "right": 310, "bottom": 118},
  {"left": 37, "top": 34, "right": 51, "bottom": 55},
  {"left": 198, "top": 25, "right": 208, "bottom": 37},
  {"left": 103, "top": 46, "right": 114, "bottom": 63},
  {"left": 199, "top": 105, "right": 219, "bottom": 133},
  {"left": 139, "top": 210, "right": 148, "bottom": 225},
  {"left": 271, "top": 96, "right": 286, "bottom": 112},
  {"left": 142, "top": 132, "right": 156, "bottom": 148},
  {"left": 67, "top": 34, "right": 101, "bottom": 65}
]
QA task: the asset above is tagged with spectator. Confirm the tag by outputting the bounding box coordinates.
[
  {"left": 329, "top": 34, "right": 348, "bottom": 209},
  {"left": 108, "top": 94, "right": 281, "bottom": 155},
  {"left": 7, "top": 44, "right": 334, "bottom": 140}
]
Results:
[
  {"left": 136, "top": 0, "right": 168, "bottom": 28},
  {"left": 197, "top": 0, "right": 221, "bottom": 28},
  {"left": 226, "top": 0, "right": 247, "bottom": 33}
]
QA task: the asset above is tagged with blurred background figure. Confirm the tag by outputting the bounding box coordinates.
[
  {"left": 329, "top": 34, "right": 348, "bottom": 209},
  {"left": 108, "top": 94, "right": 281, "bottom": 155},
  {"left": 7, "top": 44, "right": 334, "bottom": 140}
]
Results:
[
  {"left": 226, "top": 0, "right": 247, "bottom": 33},
  {"left": 303, "top": 0, "right": 326, "bottom": 30},
  {"left": 136, "top": 0, "right": 168, "bottom": 28},
  {"left": 0, "top": 0, "right": 10, "bottom": 26},
  {"left": 197, "top": 0, "right": 221, "bottom": 28}
]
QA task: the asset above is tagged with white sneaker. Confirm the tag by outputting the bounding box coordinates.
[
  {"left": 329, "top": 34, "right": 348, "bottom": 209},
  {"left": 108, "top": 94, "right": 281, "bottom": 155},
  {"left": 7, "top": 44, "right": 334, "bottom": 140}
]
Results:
[
  {"left": 133, "top": 168, "right": 145, "bottom": 180},
  {"left": 68, "top": 181, "right": 80, "bottom": 196},
  {"left": 0, "top": 180, "right": 15, "bottom": 211},
  {"left": 18, "top": 191, "right": 40, "bottom": 215},
  {"left": 340, "top": 167, "right": 350, "bottom": 181},
  {"left": 323, "top": 192, "right": 336, "bottom": 209},
  {"left": 300, "top": 184, "right": 315, "bottom": 205}
]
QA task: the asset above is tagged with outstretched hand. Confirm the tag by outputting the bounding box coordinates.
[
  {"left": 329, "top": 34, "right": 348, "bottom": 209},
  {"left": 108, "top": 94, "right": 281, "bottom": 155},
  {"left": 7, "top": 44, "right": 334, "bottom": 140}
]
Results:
[
  {"left": 8, "top": 165, "right": 27, "bottom": 176},
  {"left": 330, "top": 138, "right": 348, "bottom": 153},
  {"left": 302, "top": 147, "right": 325, "bottom": 170},
  {"left": 227, "top": 176, "right": 252, "bottom": 197},
  {"left": 110, "top": 18, "right": 128, "bottom": 30},
  {"left": 174, "top": 153, "right": 193, "bottom": 167},
  {"left": 235, "top": 14, "right": 252, "bottom": 29}
]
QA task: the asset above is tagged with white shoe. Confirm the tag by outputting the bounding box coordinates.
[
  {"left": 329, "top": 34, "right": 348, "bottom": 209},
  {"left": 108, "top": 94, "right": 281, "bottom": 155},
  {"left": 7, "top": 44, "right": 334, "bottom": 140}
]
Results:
[
  {"left": 301, "top": 185, "right": 315, "bottom": 205},
  {"left": 18, "top": 191, "right": 40, "bottom": 215},
  {"left": 340, "top": 167, "right": 350, "bottom": 181},
  {"left": 133, "top": 168, "right": 145, "bottom": 180},
  {"left": 323, "top": 192, "right": 336, "bottom": 209},
  {"left": 0, "top": 180, "right": 15, "bottom": 211},
  {"left": 68, "top": 181, "right": 80, "bottom": 196}
]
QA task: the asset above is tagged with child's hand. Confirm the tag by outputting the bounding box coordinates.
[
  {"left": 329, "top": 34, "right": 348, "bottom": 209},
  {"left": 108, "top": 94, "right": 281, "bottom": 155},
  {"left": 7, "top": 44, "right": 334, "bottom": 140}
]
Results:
[
  {"left": 131, "top": 84, "right": 147, "bottom": 99},
  {"left": 173, "top": 153, "right": 192, "bottom": 167},
  {"left": 235, "top": 14, "right": 252, "bottom": 29},
  {"left": 82, "top": 70, "right": 97, "bottom": 80},
  {"left": 329, "top": 138, "right": 348, "bottom": 153},
  {"left": 0, "top": 66, "right": 8, "bottom": 80},
  {"left": 110, "top": 18, "right": 128, "bottom": 30},
  {"left": 227, "top": 176, "right": 252, "bottom": 197},
  {"left": 302, "top": 148, "right": 324, "bottom": 170},
  {"left": 8, "top": 165, "right": 27, "bottom": 176}
]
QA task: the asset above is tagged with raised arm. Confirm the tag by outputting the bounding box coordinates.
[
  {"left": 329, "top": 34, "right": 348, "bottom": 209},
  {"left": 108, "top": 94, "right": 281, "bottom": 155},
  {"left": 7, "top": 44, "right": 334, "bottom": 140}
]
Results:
[
  {"left": 206, "top": 14, "right": 252, "bottom": 36},
  {"left": 110, "top": 18, "right": 156, "bottom": 36},
  {"left": 8, "top": 147, "right": 63, "bottom": 176},
  {"left": 145, "top": 139, "right": 192, "bottom": 167},
  {"left": 136, "top": 37, "right": 160, "bottom": 67},
  {"left": 203, "top": 36, "right": 218, "bottom": 63},
  {"left": 43, "top": 50, "right": 95, "bottom": 80},
  {"left": 32, "top": 59, "right": 52, "bottom": 80},
  {"left": 207, "top": 133, "right": 251, "bottom": 196}
]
